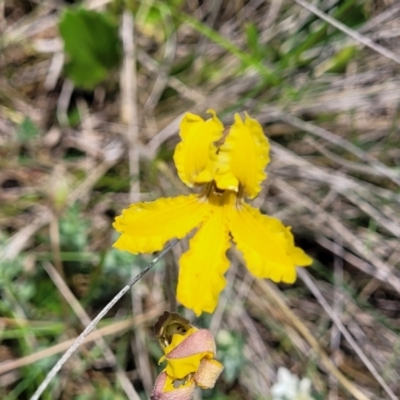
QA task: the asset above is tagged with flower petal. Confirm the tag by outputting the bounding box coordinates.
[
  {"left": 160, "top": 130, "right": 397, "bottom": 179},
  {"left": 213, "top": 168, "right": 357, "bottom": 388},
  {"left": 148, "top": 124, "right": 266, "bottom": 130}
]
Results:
[
  {"left": 193, "top": 358, "right": 224, "bottom": 389},
  {"left": 215, "top": 113, "right": 270, "bottom": 199},
  {"left": 165, "top": 352, "right": 205, "bottom": 381},
  {"left": 151, "top": 372, "right": 195, "bottom": 399},
  {"left": 163, "top": 329, "right": 217, "bottom": 380},
  {"left": 284, "top": 226, "right": 313, "bottom": 267},
  {"left": 177, "top": 199, "right": 230, "bottom": 316},
  {"left": 113, "top": 195, "right": 209, "bottom": 253},
  {"left": 159, "top": 327, "right": 197, "bottom": 366},
  {"left": 173, "top": 111, "right": 223, "bottom": 187},
  {"left": 228, "top": 202, "right": 312, "bottom": 283},
  {"left": 166, "top": 329, "right": 216, "bottom": 359}
]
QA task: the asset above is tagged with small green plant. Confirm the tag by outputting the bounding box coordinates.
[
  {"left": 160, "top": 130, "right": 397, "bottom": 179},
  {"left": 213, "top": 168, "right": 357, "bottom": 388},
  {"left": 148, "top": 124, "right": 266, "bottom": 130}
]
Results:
[
  {"left": 58, "top": 8, "right": 121, "bottom": 89},
  {"left": 16, "top": 117, "right": 41, "bottom": 143}
]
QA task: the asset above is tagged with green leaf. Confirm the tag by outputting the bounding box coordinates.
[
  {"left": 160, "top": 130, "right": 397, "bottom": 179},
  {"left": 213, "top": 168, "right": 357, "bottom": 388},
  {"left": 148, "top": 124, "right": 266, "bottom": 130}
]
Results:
[
  {"left": 245, "top": 22, "right": 261, "bottom": 59},
  {"left": 59, "top": 204, "right": 89, "bottom": 251},
  {"left": 315, "top": 46, "right": 358, "bottom": 75},
  {"left": 176, "top": 10, "right": 280, "bottom": 85},
  {"left": 16, "top": 117, "right": 40, "bottom": 143},
  {"left": 58, "top": 8, "right": 121, "bottom": 89}
]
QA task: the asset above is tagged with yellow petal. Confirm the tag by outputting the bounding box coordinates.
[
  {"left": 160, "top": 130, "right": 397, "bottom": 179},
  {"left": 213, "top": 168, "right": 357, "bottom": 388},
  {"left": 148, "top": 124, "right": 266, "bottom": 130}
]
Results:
[
  {"left": 163, "top": 329, "right": 217, "bottom": 380},
  {"left": 113, "top": 195, "right": 209, "bottom": 254},
  {"left": 164, "top": 352, "right": 207, "bottom": 381},
  {"left": 284, "top": 226, "right": 313, "bottom": 266},
  {"left": 159, "top": 327, "right": 198, "bottom": 363},
  {"left": 177, "top": 198, "right": 231, "bottom": 316},
  {"left": 215, "top": 113, "right": 270, "bottom": 199},
  {"left": 165, "top": 329, "right": 216, "bottom": 358},
  {"left": 173, "top": 111, "right": 223, "bottom": 187},
  {"left": 152, "top": 371, "right": 195, "bottom": 398},
  {"left": 228, "top": 202, "right": 312, "bottom": 283}
]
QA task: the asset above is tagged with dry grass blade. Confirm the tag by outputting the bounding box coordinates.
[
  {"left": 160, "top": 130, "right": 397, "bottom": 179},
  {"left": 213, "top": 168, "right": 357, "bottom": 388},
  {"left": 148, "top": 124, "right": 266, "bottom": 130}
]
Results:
[
  {"left": 1, "top": 209, "right": 52, "bottom": 261},
  {"left": 253, "top": 280, "right": 369, "bottom": 400},
  {"left": 120, "top": 11, "right": 153, "bottom": 396},
  {"left": 0, "top": 309, "right": 163, "bottom": 376},
  {"left": 120, "top": 10, "right": 140, "bottom": 204},
  {"left": 273, "top": 142, "right": 400, "bottom": 241},
  {"left": 298, "top": 269, "right": 398, "bottom": 400},
  {"left": 359, "top": 3, "right": 400, "bottom": 34},
  {"left": 43, "top": 262, "right": 142, "bottom": 400},
  {"left": 274, "top": 175, "right": 400, "bottom": 293},
  {"left": 2, "top": 141, "right": 124, "bottom": 261},
  {"left": 294, "top": 0, "right": 400, "bottom": 65},
  {"left": 260, "top": 106, "right": 400, "bottom": 187},
  {"left": 28, "top": 241, "right": 176, "bottom": 400}
]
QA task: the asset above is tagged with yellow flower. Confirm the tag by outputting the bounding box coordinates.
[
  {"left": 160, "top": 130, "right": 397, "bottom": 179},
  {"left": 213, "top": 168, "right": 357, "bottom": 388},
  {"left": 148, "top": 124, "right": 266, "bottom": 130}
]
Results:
[
  {"left": 151, "top": 312, "right": 223, "bottom": 400},
  {"left": 113, "top": 111, "right": 312, "bottom": 315}
]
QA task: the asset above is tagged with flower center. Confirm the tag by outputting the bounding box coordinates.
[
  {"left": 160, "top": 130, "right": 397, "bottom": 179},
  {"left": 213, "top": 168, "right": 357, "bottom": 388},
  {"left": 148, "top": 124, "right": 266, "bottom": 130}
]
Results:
[
  {"left": 214, "top": 125, "right": 231, "bottom": 148},
  {"left": 201, "top": 181, "right": 243, "bottom": 209}
]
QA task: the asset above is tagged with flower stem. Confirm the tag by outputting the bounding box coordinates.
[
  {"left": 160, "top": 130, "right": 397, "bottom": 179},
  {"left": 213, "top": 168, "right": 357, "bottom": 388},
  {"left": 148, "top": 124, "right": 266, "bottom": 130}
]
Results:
[{"left": 30, "top": 239, "right": 178, "bottom": 400}]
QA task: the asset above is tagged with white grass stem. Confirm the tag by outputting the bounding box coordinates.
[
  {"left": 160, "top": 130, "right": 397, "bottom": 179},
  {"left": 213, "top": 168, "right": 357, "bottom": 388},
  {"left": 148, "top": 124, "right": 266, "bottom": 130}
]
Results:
[
  {"left": 295, "top": 0, "right": 400, "bottom": 65},
  {"left": 29, "top": 240, "right": 177, "bottom": 400},
  {"left": 262, "top": 107, "right": 400, "bottom": 187},
  {"left": 120, "top": 10, "right": 140, "bottom": 204},
  {"left": 43, "top": 261, "right": 141, "bottom": 400}
]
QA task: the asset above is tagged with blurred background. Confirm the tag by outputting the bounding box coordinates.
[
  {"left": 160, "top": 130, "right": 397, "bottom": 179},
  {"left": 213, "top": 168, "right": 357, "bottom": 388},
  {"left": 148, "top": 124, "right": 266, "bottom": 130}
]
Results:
[{"left": 1, "top": 0, "right": 400, "bottom": 399}]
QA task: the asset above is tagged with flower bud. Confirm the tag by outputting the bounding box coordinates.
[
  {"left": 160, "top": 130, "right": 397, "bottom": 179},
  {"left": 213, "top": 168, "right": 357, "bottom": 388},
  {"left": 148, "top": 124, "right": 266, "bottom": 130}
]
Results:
[
  {"left": 163, "top": 329, "right": 217, "bottom": 380},
  {"left": 151, "top": 312, "right": 224, "bottom": 400}
]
